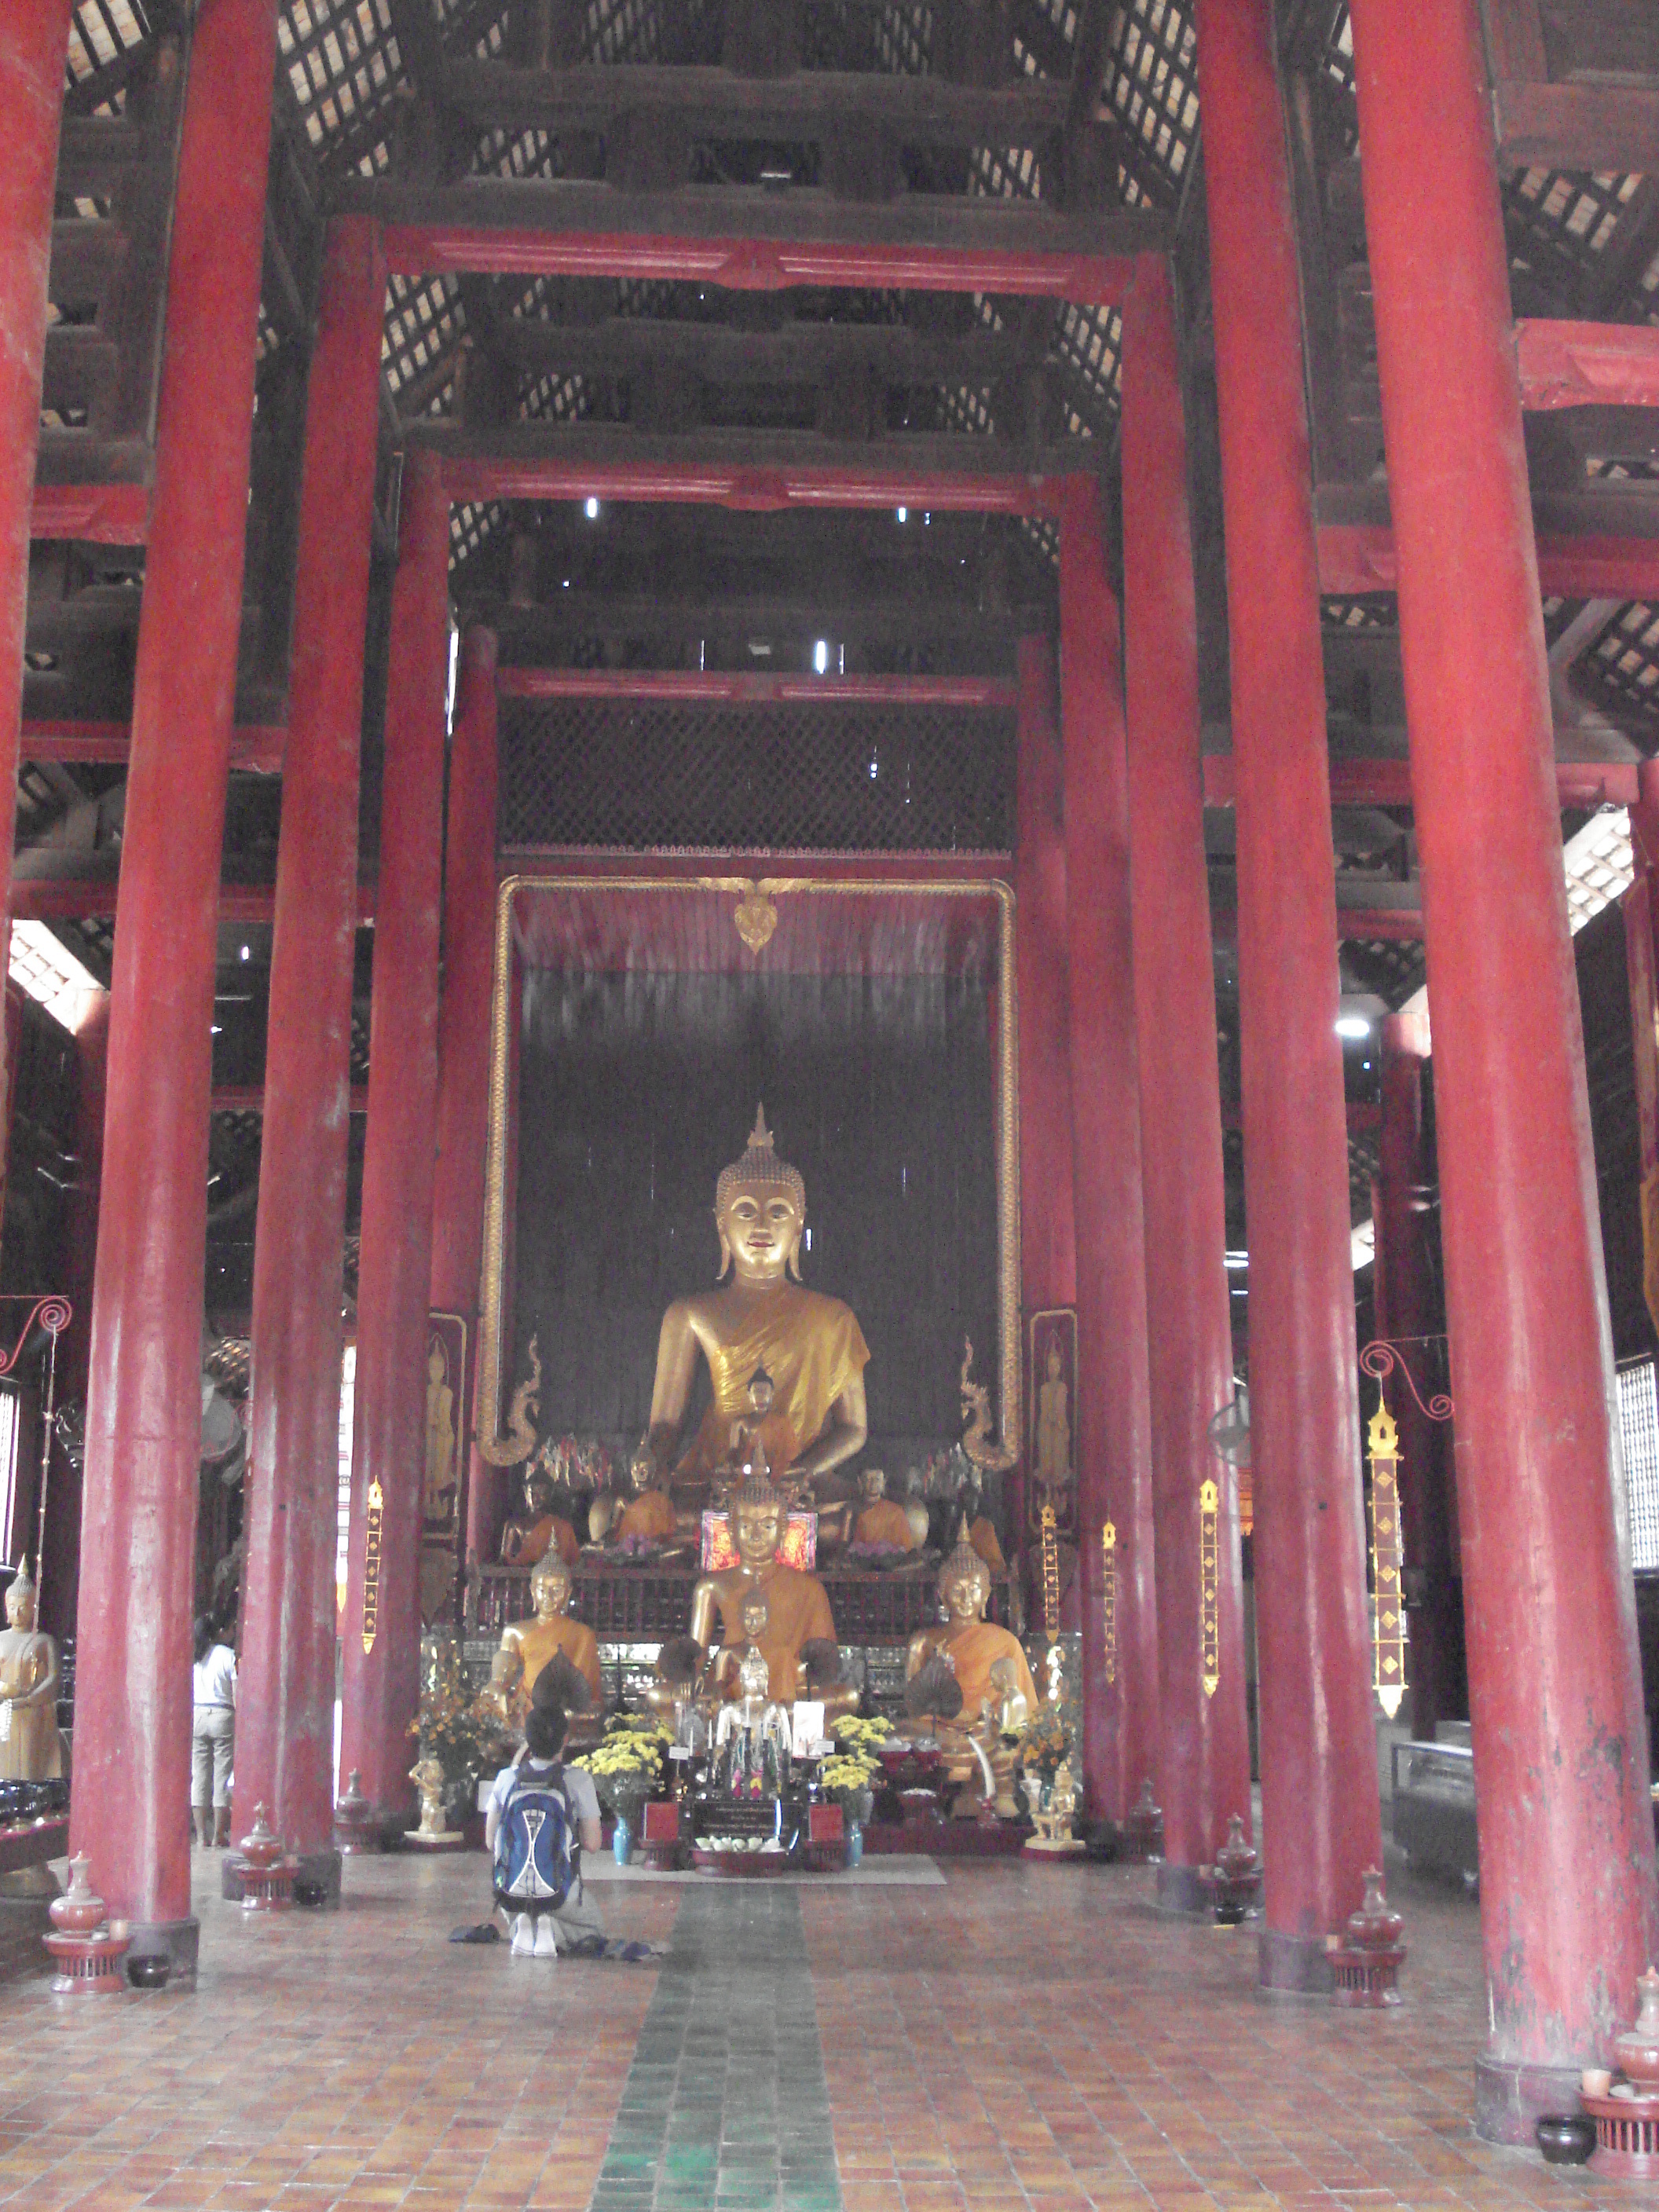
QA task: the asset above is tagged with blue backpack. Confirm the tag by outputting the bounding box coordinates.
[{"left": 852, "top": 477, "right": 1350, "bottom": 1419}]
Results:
[{"left": 493, "top": 1763, "right": 577, "bottom": 1909}]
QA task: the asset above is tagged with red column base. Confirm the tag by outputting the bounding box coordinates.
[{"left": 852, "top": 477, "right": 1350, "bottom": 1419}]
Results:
[
  {"left": 1155, "top": 1862, "right": 1212, "bottom": 1917},
  {"left": 1257, "top": 1928, "right": 1336, "bottom": 1996},
  {"left": 1475, "top": 2056, "right": 1592, "bottom": 2148}
]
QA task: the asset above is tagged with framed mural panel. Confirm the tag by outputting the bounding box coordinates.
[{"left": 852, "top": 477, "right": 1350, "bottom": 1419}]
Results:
[
  {"left": 419, "top": 1312, "right": 467, "bottom": 1627},
  {"left": 1027, "top": 1306, "right": 1076, "bottom": 1539}
]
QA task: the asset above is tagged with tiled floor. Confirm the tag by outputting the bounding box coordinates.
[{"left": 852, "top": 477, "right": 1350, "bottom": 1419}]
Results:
[{"left": 0, "top": 1849, "right": 1648, "bottom": 2211}]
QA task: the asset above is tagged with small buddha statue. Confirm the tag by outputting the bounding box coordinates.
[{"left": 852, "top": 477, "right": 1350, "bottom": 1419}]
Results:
[
  {"left": 0, "top": 1562, "right": 63, "bottom": 1783},
  {"left": 409, "top": 1753, "right": 448, "bottom": 1838},
  {"left": 500, "top": 1467, "right": 580, "bottom": 1570},
  {"left": 972, "top": 1655, "right": 1028, "bottom": 1819},
  {"left": 499, "top": 1556, "right": 602, "bottom": 1709},
  {"left": 712, "top": 1635, "right": 793, "bottom": 1802},
  {"left": 906, "top": 1542, "right": 1037, "bottom": 1720},
  {"left": 852, "top": 1467, "right": 917, "bottom": 1552},
  {"left": 711, "top": 1590, "right": 772, "bottom": 1700},
  {"left": 635, "top": 1108, "right": 870, "bottom": 1510},
  {"left": 609, "top": 1452, "right": 679, "bottom": 1549},
  {"left": 683, "top": 1474, "right": 855, "bottom": 1715}
]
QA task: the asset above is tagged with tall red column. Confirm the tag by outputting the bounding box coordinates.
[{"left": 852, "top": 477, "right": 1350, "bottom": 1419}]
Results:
[
  {"left": 235, "top": 217, "right": 386, "bottom": 1883},
  {"left": 41, "top": 994, "right": 108, "bottom": 1642},
  {"left": 1350, "top": 0, "right": 1658, "bottom": 2133},
  {"left": 1014, "top": 633, "right": 1076, "bottom": 1556},
  {"left": 1197, "top": 0, "right": 1381, "bottom": 1990},
  {"left": 434, "top": 628, "right": 504, "bottom": 1567},
  {"left": 0, "top": 0, "right": 75, "bottom": 1181},
  {"left": 1120, "top": 255, "right": 1252, "bottom": 1903},
  {"left": 69, "top": 0, "right": 277, "bottom": 1981},
  {"left": 1059, "top": 478, "right": 1159, "bottom": 1822},
  {"left": 338, "top": 452, "right": 449, "bottom": 1828},
  {"left": 1372, "top": 1010, "right": 1455, "bottom": 1744}
]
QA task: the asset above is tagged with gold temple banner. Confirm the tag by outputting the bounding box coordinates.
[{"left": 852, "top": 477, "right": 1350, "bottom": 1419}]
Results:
[
  {"left": 1199, "top": 1477, "right": 1220, "bottom": 1697},
  {"left": 1368, "top": 1401, "right": 1406, "bottom": 1719},
  {"left": 361, "top": 1476, "right": 384, "bottom": 1656},
  {"left": 475, "top": 873, "right": 1021, "bottom": 1468},
  {"left": 1101, "top": 1520, "right": 1117, "bottom": 1687}
]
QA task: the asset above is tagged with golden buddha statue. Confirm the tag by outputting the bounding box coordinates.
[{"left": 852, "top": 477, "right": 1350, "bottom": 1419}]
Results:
[
  {"left": 499, "top": 1556, "right": 602, "bottom": 1709},
  {"left": 0, "top": 1562, "right": 63, "bottom": 1783},
  {"left": 852, "top": 1467, "right": 917, "bottom": 1552},
  {"left": 684, "top": 1474, "right": 855, "bottom": 1714},
  {"left": 635, "top": 1108, "right": 870, "bottom": 1507},
  {"left": 906, "top": 1542, "right": 1036, "bottom": 1719},
  {"left": 610, "top": 1453, "right": 679, "bottom": 1547},
  {"left": 500, "top": 1467, "right": 580, "bottom": 1569}
]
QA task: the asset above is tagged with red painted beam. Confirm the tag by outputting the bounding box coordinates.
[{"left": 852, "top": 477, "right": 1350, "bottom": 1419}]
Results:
[
  {"left": 20, "top": 719, "right": 285, "bottom": 771},
  {"left": 1203, "top": 755, "right": 1641, "bottom": 810},
  {"left": 1518, "top": 319, "right": 1659, "bottom": 412},
  {"left": 30, "top": 480, "right": 150, "bottom": 544},
  {"left": 11, "top": 880, "right": 375, "bottom": 922},
  {"left": 495, "top": 668, "right": 1019, "bottom": 707},
  {"left": 211, "top": 1083, "right": 369, "bottom": 1115},
  {"left": 382, "top": 225, "right": 1130, "bottom": 305},
  {"left": 1320, "top": 521, "right": 1659, "bottom": 600},
  {"left": 440, "top": 453, "right": 1071, "bottom": 516}
]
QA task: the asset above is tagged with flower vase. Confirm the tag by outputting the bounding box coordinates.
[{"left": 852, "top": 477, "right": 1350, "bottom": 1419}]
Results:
[
  {"left": 844, "top": 1820, "right": 864, "bottom": 1870},
  {"left": 612, "top": 1820, "right": 632, "bottom": 1867}
]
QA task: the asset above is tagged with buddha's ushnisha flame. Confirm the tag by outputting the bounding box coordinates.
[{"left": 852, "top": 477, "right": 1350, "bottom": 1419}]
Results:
[{"left": 716, "top": 1104, "right": 806, "bottom": 1218}]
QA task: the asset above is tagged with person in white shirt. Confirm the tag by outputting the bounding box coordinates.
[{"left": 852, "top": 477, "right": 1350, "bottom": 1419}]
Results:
[
  {"left": 191, "top": 1617, "right": 236, "bottom": 1848},
  {"left": 485, "top": 1703, "right": 606, "bottom": 1958}
]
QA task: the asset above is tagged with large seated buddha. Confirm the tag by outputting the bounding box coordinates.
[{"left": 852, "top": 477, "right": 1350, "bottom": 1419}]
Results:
[{"left": 634, "top": 1108, "right": 870, "bottom": 1507}]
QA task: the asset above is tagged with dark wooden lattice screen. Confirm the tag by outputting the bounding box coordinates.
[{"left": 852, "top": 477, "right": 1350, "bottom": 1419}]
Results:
[{"left": 499, "top": 696, "right": 1016, "bottom": 851}]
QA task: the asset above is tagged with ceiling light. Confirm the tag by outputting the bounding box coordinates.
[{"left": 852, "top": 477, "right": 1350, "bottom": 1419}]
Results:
[
  {"left": 1224, "top": 1252, "right": 1249, "bottom": 1270},
  {"left": 1335, "top": 1015, "right": 1372, "bottom": 1039},
  {"left": 814, "top": 640, "right": 828, "bottom": 674},
  {"left": 240, "top": 944, "right": 250, "bottom": 962},
  {"left": 584, "top": 497, "right": 599, "bottom": 519},
  {"left": 896, "top": 507, "right": 907, "bottom": 522}
]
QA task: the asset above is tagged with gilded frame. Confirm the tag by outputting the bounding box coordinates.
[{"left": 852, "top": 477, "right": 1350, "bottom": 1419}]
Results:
[{"left": 474, "top": 870, "right": 1020, "bottom": 1465}]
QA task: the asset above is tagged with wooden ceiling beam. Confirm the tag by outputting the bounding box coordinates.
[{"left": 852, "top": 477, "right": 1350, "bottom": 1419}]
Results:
[
  {"left": 1318, "top": 517, "right": 1659, "bottom": 599},
  {"left": 477, "top": 590, "right": 1040, "bottom": 648},
  {"left": 1202, "top": 755, "right": 1640, "bottom": 810},
  {"left": 490, "top": 312, "right": 1046, "bottom": 383},
  {"left": 339, "top": 177, "right": 1159, "bottom": 295},
  {"left": 1494, "top": 78, "right": 1659, "bottom": 172},
  {"left": 1518, "top": 318, "right": 1659, "bottom": 412}
]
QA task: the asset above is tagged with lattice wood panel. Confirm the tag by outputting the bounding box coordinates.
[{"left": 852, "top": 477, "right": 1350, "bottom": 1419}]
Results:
[
  {"left": 1107, "top": 0, "right": 1198, "bottom": 211},
  {"left": 500, "top": 695, "right": 1014, "bottom": 851}
]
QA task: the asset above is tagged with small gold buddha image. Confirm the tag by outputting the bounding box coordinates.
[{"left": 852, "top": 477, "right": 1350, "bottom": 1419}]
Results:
[
  {"left": 0, "top": 1562, "right": 63, "bottom": 1784},
  {"left": 683, "top": 1474, "right": 854, "bottom": 1715},
  {"left": 423, "top": 1338, "right": 457, "bottom": 1522},
  {"left": 409, "top": 1752, "right": 448, "bottom": 1838},
  {"left": 609, "top": 1450, "right": 679, "bottom": 1549},
  {"left": 498, "top": 1556, "right": 602, "bottom": 1709},
  {"left": 852, "top": 1467, "right": 917, "bottom": 1552},
  {"left": 500, "top": 1466, "right": 580, "bottom": 1569},
  {"left": 711, "top": 1590, "right": 772, "bottom": 1700},
  {"left": 1035, "top": 1339, "right": 1071, "bottom": 1503},
  {"left": 634, "top": 1109, "right": 870, "bottom": 1514}
]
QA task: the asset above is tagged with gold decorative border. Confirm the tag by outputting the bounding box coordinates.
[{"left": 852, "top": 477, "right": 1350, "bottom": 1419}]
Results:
[{"left": 475, "top": 871, "right": 1020, "bottom": 1467}]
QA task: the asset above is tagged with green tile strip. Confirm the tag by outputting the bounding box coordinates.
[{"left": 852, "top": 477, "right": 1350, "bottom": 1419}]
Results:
[{"left": 587, "top": 1885, "right": 843, "bottom": 2212}]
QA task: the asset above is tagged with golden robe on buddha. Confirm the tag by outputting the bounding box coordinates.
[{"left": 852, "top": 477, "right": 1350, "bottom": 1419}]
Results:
[
  {"left": 677, "top": 1286, "right": 870, "bottom": 1478},
  {"left": 711, "top": 1565, "right": 836, "bottom": 1705},
  {"left": 512, "top": 1613, "right": 602, "bottom": 1705},
  {"left": 617, "top": 1489, "right": 677, "bottom": 1544},
  {"left": 855, "top": 1498, "right": 918, "bottom": 1551},
  {"left": 940, "top": 1621, "right": 1036, "bottom": 1717},
  {"left": 515, "top": 1514, "right": 580, "bottom": 1569}
]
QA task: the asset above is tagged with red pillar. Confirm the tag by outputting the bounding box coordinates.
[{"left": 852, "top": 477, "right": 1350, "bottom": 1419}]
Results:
[
  {"left": 1350, "top": 0, "right": 1658, "bottom": 2130},
  {"left": 69, "top": 0, "right": 277, "bottom": 1981},
  {"left": 338, "top": 452, "right": 449, "bottom": 1828},
  {"left": 1120, "top": 255, "right": 1253, "bottom": 1900},
  {"left": 1197, "top": 0, "right": 1381, "bottom": 1990},
  {"left": 41, "top": 993, "right": 108, "bottom": 1642},
  {"left": 236, "top": 217, "right": 386, "bottom": 1881},
  {"left": 1014, "top": 632, "right": 1076, "bottom": 1555},
  {"left": 1059, "top": 478, "right": 1159, "bottom": 1823},
  {"left": 1372, "top": 1010, "right": 1455, "bottom": 1744},
  {"left": 434, "top": 628, "right": 504, "bottom": 1568},
  {"left": 0, "top": 0, "right": 75, "bottom": 1179}
]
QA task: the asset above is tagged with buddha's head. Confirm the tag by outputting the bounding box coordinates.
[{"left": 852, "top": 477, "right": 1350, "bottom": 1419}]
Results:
[
  {"left": 746, "top": 1367, "right": 775, "bottom": 1420},
  {"left": 530, "top": 1556, "right": 573, "bottom": 1622},
  {"left": 4, "top": 1562, "right": 35, "bottom": 1632},
  {"left": 524, "top": 1467, "right": 555, "bottom": 1519},
  {"left": 727, "top": 1474, "right": 786, "bottom": 1570},
  {"left": 739, "top": 1592, "right": 770, "bottom": 1643},
  {"left": 938, "top": 1541, "right": 991, "bottom": 1626},
  {"left": 859, "top": 1467, "right": 886, "bottom": 1501},
  {"left": 428, "top": 1342, "right": 448, "bottom": 1388},
  {"left": 716, "top": 1107, "right": 806, "bottom": 1286},
  {"left": 628, "top": 1451, "right": 657, "bottom": 1497},
  {"left": 1046, "top": 1342, "right": 1063, "bottom": 1381}
]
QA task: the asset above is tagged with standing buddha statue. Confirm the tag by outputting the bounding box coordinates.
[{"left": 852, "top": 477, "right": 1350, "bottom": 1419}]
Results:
[
  {"left": 0, "top": 1562, "right": 62, "bottom": 1783},
  {"left": 633, "top": 1108, "right": 870, "bottom": 1506}
]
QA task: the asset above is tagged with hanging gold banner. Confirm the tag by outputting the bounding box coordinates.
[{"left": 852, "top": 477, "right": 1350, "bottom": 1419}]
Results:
[
  {"left": 1101, "top": 1520, "right": 1117, "bottom": 1686},
  {"left": 361, "top": 1475, "right": 384, "bottom": 1656},
  {"left": 1040, "top": 1503, "right": 1061, "bottom": 1638},
  {"left": 1367, "top": 1402, "right": 1405, "bottom": 1719},
  {"left": 1199, "top": 1478, "right": 1220, "bottom": 1697}
]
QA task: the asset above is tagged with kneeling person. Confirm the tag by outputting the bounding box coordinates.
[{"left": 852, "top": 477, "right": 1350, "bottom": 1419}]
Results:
[{"left": 485, "top": 1704, "right": 605, "bottom": 1958}]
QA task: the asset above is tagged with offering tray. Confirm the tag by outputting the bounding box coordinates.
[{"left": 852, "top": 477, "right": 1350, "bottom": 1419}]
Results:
[
  {"left": 1581, "top": 2086, "right": 1659, "bottom": 2179},
  {"left": 689, "top": 1791, "right": 804, "bottom": 1875}
]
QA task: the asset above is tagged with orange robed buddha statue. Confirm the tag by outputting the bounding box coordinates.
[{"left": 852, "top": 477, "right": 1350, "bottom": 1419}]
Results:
[
  {"left": 906, "top": 1541, "right": 1037, "bottom": 1719},
  {"left": 853, "top": 1467, "right": 917, "bottom": 1551},
  {"left": 498, "top": 1556, "right": 602, "bottom": 1708},
  {"left": 633, "top": 1108, "right": 870, "bottom": 1502},
  {"left": 500, "top": 1467, "right": 580, "bottom": 1570},
  {"left": 685, "top": 1474, "right": 855, "bottom": 1715}
]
